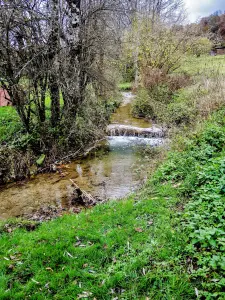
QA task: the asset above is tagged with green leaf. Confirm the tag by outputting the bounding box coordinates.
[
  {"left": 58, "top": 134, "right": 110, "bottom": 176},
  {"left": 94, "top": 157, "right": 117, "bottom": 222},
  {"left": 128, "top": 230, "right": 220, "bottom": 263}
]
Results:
[{"left": 36, "top": 154, "right": 45, "bottom": 166}]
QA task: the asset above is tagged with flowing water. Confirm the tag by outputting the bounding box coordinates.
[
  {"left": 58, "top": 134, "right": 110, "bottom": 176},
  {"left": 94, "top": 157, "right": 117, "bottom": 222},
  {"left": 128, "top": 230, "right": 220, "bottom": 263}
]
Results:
[{"left": 0, "top": 92, "right": 164, "bottom": 219}]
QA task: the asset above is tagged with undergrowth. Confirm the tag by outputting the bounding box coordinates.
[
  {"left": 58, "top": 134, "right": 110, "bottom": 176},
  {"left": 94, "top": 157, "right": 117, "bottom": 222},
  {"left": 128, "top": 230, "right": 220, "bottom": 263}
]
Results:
[
  {"left": 132, "top": 55, "right": 225, "bottom": 126},
  {"left": 152, "top": 109, "right": 225, "bottom": 298}
]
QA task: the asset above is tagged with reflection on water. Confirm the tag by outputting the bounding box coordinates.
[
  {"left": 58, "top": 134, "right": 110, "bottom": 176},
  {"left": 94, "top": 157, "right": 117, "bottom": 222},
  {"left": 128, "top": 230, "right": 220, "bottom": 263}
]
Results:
[
  {"left": 111, "top": 92, "right": 152, "bottom": 128},
  {"left": 0, "top": 92, "right": 164, "bottom": 219}
]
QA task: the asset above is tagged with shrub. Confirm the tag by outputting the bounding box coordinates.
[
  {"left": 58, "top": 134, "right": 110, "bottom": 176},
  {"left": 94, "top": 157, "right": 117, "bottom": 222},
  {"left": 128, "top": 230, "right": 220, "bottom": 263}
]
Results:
[
  {"left": 0, "top": 147, "right": 33, "bottom": 184},
  {"left": 132, "top": 65, "right": 193, "bottom": 122},
  {"left": 167, "top": 101, "right": 197, "bottom": 125},
  {"left": 141, "top": 67, "right": 167, "bottom": 90},
  {"left": 167, "top": 73, "right": 192, "bottom": 91}
]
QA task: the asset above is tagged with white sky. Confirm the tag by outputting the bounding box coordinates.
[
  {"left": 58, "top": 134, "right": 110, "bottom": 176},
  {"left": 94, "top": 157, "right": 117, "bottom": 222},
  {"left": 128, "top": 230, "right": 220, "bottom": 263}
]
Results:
[{"left": 184, "top": 0, "right": 225, "bottom": 23}]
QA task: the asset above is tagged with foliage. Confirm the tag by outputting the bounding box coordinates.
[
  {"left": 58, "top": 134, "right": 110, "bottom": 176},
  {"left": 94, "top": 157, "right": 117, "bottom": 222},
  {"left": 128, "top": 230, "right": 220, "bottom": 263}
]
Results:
[
  {"left": 200, "top": 12, "right": 225, "bottom": 44},
  {"left": 132, "top": 74, "right": 193, "bottom": 123},
  {"left": 188, "top": 37, "right": 212, "bottom": 57},
  {"left": 138, "top": 23, "right": 188, "bottom": 73},
  {"left": 153, "top": 111, "right": 225, "bottom": 298},
  {"left": 132, "top": 88, "right": 155, "bottom": 118},
  {"left": 1, "top": 105, "right": 225, "bottom": 299},
  {"left": 166, "top": 101, "right": 196, "bottom": 125},
  {"left": 122, "top": 18, "right": 194, "bottom": 90},
  {"left": 132, "top": 55, "right": 225, "bottom": 126}
]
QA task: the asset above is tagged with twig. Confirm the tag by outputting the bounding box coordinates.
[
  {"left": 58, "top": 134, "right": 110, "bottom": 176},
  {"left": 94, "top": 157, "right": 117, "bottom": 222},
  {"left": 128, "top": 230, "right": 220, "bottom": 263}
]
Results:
[{"left": 70, "top": 179, "right": 95, "bottom": 203}]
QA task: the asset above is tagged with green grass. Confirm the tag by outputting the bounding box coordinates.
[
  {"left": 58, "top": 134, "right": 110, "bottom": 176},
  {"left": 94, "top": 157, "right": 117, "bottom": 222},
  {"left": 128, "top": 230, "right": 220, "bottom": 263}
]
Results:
[
  {"left": 1, "top": 108, "right": 225, "bottom": 299},
  {"left": 0, "top": 107, "right": 22, "bottom": 143},
  {"left": 0, "top": 186, "right": 193, "bottom": 299},
  {"left": 178, "top": 54, "right": 225, "bottom": 77},
  {"left": 118, "top": 82, "right": 132, "bottom": 91}
]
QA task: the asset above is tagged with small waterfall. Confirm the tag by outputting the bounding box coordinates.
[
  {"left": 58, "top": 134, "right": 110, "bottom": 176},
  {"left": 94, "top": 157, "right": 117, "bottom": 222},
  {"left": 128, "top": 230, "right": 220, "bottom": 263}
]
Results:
[
  {"left": 107, "top": 136, "right": 164, "bottom": 148},
  {"left": 106, "top": 124, "right": 165, "bottom": 138}
]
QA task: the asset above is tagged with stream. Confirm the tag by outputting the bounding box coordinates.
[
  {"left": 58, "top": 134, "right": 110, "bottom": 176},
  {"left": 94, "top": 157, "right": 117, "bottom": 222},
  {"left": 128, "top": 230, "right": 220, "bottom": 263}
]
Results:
[{"left": 0, "top": 92, "right": 164, "bottom": 219}]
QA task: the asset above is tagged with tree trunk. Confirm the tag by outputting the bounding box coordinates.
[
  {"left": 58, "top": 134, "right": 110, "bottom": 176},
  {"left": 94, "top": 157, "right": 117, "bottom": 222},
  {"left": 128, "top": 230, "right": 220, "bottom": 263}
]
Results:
[{"left": 50, "top": 75, "right": 60, "bottom": 127}]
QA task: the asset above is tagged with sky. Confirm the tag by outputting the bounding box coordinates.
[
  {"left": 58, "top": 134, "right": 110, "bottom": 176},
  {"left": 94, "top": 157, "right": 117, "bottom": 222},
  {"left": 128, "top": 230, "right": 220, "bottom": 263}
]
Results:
[{"left": 184, "top": 0, "right": 225, "bottom": 23}]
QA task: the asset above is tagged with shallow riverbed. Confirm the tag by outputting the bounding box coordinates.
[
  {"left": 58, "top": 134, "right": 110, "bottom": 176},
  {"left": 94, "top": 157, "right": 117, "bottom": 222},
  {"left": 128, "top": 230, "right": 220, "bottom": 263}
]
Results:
[{"left": 0, "top": 92, "right": 164, "bottom": 219}]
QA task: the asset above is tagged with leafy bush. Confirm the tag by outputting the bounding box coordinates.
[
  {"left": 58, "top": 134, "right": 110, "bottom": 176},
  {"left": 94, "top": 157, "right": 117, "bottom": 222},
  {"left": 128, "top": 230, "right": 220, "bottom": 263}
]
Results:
[
  {"left": 132, "top": 70, "right": 192, "bottom": 123},
  {"left": 132, "top": 88, "right": 155, "bottom": 118},
  {"left": 167, "top": 101, "right": 197, "bottom": 125},
  {"left": 152, "top": 112, "right": 225, "bottom": 298}
]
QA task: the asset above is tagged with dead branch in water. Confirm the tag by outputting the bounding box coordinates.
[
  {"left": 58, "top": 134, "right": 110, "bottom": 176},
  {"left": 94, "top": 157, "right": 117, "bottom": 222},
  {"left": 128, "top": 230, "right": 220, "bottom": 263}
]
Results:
[{"left": 70, "top": 179, "right": 96, "bottom": 206}]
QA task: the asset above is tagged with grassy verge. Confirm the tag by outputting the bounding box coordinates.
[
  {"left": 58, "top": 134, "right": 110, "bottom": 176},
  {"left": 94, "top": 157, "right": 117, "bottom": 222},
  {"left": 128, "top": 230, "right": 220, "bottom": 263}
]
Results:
[
  {"left": 0, "top": 183, "right": 193, "bottom": 299},
  {"left": 118, "top": 82, "right": 132, "bottom": 91},
  {"left": 1, "top": 107, "right": 225, "bottom": 299}
]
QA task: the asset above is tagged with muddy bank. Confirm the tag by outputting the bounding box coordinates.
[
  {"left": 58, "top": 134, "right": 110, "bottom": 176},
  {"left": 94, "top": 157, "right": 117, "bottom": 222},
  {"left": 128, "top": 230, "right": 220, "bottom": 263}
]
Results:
[
  {"left": 0, "top": 138, "right": 105, "bottom": 186},
  {"left": 0, "top": 147, "right": 33, "bottom": 185}
]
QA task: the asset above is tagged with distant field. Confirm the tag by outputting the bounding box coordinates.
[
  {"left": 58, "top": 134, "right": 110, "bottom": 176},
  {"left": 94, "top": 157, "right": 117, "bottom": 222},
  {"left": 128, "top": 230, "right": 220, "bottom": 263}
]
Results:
[
  {"left": 178, "top": 54, "right": 225, "bottom": 76},
  {"left": 0, "top": 106, "right": 21, "bottom": 143},
  {"left": 0, "top": 94, "right": 63, "bottom": 143},
  {"left": 118, "top": 82, "right": 132, "bottom": 91}
]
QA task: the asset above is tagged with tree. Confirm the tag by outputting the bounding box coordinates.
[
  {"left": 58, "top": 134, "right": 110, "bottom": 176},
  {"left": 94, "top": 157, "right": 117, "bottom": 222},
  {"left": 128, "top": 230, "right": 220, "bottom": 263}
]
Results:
[
  {"left": 200, "top": 12, "right": 225, "bottom": 45},
  {"left": 0, "top": 0, "right": 123, "bottom": 150},
  {"left": 189, "top": 37, "right": 212, "bottom": 57}
]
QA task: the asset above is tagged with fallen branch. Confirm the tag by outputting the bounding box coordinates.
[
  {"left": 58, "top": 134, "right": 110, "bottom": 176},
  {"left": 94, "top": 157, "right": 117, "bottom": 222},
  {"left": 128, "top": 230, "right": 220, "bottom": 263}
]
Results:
[{"left": 70, "top": 179, "right": 96, "bottom": 205}]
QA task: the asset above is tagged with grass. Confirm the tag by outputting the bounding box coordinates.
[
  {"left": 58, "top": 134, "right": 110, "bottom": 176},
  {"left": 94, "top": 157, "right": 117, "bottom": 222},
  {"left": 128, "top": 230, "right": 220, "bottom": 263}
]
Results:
[
  {"left": 0, "top": 107, "right": 22, "bottom": 143},
  {"left": 178, "top": 55, "right": 225, "bottom": 77},
  {"left": 1, "top": 55, "right": 225, "bottom": 299},
  {"left": 118, "top": 82, "right": 132, "bottom": 91},
  {"left": 0, "top": 183, "right": 193, "bottom": 299},
  {"left": 1, "top": 108, "right": 225, "bottom": 299}
]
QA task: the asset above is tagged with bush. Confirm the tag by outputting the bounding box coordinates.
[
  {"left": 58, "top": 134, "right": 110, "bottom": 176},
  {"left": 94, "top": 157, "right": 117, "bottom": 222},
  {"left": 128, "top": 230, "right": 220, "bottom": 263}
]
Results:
[
  {"left": 141, "top": 67, "right": 167, "bottom": 90},
  {"left": 0, "top": 147, "right": 33, "bottom": 184},
  {"left": 141, "top": 67, "right": 191, "bottom": 92},
  {"left": 167, "top": 101, "right": 197, "bottom": 125},
  {"left": 132, "top": 89, "right": 156, "bottom": 119},
  {"left": 152, "top": 114, "right": 225, "bottom": 297},
  {"left": 167, "top": 73, "right": 192, "bottom": 91},
  {"left": 132, "top": 84, "right": 177, "bottom": 121},
  {"left": 132, "top": 67, "right": 192, "bottom": 123}
]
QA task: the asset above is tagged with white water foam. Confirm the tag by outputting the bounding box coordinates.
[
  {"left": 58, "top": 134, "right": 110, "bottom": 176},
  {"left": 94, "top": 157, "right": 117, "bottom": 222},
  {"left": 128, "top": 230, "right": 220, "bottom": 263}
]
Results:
[{"left": 107, "top": 136, "right": 164, "bottom": 148}]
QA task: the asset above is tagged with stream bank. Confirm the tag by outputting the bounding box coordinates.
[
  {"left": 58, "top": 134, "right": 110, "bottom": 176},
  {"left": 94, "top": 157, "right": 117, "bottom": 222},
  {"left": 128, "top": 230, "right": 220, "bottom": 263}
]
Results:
[{"left": 0, "top": 92, "right": 165, "bottom": 220}]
